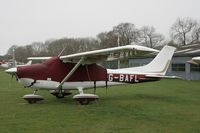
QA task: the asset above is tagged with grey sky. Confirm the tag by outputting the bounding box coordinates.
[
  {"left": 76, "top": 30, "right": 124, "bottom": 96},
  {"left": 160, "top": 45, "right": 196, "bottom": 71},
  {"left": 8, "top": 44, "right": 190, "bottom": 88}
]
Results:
[{"left": 0, "top": 0, "right": 200, "bottom": 55}]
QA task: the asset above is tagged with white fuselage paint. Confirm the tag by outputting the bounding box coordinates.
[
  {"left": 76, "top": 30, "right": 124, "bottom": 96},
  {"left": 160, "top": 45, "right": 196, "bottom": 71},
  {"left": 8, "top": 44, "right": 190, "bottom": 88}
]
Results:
[
  {"left": 18, "top": 69, "right": 129, "bottom": 90},
  {"left": 19, "top": 78, "right": 124, "bottom": 90}
]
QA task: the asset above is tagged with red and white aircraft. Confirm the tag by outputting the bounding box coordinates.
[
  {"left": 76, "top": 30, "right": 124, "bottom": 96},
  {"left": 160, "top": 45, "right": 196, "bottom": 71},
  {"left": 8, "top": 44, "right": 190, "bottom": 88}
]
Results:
[
  {"left": 6, "top": 44, "right": 176, "bottom": 105},
  {"left": 0, "top": 61, "right": 11, "bottom": 68}
]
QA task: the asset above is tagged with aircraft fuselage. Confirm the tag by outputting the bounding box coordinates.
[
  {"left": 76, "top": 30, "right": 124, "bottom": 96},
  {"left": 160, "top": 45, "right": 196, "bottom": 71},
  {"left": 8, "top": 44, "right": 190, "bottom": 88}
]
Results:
[{"left": 14, "top": 57, "right": 160, "bottom": 90}]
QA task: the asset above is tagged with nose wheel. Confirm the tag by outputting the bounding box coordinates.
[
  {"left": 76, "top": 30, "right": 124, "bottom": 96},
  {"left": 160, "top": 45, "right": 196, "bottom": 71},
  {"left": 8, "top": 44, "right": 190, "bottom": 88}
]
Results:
[
  {"left": 23, "top": 94, "right": 44, "bottom": 104},
  {"left": 23, "top": 90, "right": 44, "bottom": 104}
]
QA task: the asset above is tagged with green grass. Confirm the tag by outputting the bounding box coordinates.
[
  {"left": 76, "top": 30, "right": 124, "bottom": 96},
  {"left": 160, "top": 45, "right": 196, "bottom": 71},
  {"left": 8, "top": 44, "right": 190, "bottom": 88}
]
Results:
[{"left": 0, "top": 70, "right": 200, "bottom": 133}]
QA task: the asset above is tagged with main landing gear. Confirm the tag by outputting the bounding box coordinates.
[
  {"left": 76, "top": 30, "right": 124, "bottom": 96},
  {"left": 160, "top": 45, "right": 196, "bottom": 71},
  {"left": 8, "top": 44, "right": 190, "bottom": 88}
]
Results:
[
  {"left": 73, "top": 94, "right": 99, "bottom": 105},
  {"left": 22, "top": 88, "right": 99, "bottom": 105},
  {"left": 23, "top": 90, "right": 44, "bottom": 104},
  {"left": 50, "top": 90, "right": 72, "bottom": 98},
  {"left": 73, "top": 88, "right": 99, "bottom": 105}
]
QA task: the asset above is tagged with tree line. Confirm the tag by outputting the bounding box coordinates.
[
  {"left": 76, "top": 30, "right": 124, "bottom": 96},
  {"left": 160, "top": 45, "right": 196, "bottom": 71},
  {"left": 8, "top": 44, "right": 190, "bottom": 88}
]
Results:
[{"left": 5, "top": 17, "right": 200, "bottom": 63}]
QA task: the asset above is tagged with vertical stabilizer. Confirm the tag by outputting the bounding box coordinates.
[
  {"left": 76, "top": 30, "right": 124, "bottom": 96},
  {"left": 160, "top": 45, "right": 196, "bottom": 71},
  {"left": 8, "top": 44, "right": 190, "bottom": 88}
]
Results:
[
  {"left": 142, "top": 45, "right": 176, "bottom": 75},
  {"left": 122, "top": 45, "right": 176, "bottom": 75}
]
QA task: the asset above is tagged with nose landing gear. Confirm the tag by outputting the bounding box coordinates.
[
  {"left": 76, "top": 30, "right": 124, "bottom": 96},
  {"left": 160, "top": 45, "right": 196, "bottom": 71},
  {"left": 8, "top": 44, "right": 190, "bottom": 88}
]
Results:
[{"left": 23, "top": 90, "right": 44, "bottom": 104}]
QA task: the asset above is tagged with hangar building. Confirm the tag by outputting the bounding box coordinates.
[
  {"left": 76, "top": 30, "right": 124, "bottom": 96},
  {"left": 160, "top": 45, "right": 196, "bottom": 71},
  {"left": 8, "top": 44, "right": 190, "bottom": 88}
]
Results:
[{"left": 129, "top": 44, "right": 200, "bottom": 80}]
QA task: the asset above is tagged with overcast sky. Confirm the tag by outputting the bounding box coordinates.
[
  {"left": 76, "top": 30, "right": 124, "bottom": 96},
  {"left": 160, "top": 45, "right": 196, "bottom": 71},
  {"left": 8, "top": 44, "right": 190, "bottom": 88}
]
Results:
[{"left": 0, "top": 0, "right": 200, "bottom": 55}]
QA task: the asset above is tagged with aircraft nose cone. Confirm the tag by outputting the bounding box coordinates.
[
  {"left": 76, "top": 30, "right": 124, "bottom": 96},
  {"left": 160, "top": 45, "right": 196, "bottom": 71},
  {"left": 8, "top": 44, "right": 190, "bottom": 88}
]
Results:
[{"left": 5, "top": 67, "right": 17, "bottom": 74}]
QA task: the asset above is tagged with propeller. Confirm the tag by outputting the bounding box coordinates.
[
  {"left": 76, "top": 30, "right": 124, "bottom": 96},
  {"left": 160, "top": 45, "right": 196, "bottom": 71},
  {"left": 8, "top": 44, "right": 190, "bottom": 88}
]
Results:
[
  {"left": 94, "top": 81, "right": 96, "bottom": 94},
  {"left": 105, "top": 80, "right": 108, "bottom": 94},
  {"left": 5, "top": 67, "right": 18, "bottom": 81}
]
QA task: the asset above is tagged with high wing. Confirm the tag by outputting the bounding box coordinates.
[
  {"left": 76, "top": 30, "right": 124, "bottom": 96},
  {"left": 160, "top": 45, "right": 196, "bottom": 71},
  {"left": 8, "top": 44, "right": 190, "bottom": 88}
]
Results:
[
  {"left": 28, "top": 57, "right": 52, "bottom": 60},
  {"left": 60, "top": 44, "right": 159, "bottom": 63},
  {"left": 28, "top": 44, "right": 159, "bottom": 64}
]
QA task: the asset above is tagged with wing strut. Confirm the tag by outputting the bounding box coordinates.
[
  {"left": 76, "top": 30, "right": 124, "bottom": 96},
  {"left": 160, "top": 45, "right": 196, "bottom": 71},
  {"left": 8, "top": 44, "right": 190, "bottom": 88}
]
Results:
[{"left": 57, "top": 57, "right": 85, "bottom": 89}]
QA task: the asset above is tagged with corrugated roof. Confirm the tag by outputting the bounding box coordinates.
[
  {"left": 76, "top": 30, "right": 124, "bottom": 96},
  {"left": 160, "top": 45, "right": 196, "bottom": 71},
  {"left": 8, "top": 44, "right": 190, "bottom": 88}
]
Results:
[
  {"left": 129, "top": 43, "right": 200, "bottom": 59},
  {"left": 175, "top": 43, "right": 200, "bottom": 56}
]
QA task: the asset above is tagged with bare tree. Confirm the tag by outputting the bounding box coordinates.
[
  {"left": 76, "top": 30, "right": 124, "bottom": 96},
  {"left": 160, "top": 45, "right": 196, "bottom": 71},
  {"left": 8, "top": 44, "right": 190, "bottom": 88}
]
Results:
[
  {"left": 191, "top": 25, "right": 200, "bottom": 44},
  {"left": 97, "top": 23, "right": 141, "bottom": 49},
  {"left": 31, "top": 42, "right": 45, "bottom": 56},
  {"left": 6, "top": 45, "right": 17, "bottom": 56},
  {"left": 170, "top": 17, "right": 199, "bottom": 46},
  {"left": 97, "top": 31, "right": 118, "bottom": 48},
  {"left": 14, "top": 45, "right": 33, "bottom": 63},
  {"left": 113, "top": 23, "right": 141, "bottom": 46},
  {"left": 140, "top": 26, "right": 164, "bottom": 48},
  {"left": 97, "top": 32, "right": 108, "bottom": 48}
]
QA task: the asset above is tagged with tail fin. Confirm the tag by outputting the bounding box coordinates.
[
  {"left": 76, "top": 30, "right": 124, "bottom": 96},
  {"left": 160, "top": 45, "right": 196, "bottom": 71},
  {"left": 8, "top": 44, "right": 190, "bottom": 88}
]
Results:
[{"left": 128, "top": 45, "right": 176, "bottom": 75}]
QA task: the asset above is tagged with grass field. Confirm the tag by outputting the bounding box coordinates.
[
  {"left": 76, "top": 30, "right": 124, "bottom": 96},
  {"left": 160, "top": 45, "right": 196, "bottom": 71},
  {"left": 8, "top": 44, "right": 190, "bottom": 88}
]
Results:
[{"left": 0, "top": 69, "right": 200, "bottom": 133}]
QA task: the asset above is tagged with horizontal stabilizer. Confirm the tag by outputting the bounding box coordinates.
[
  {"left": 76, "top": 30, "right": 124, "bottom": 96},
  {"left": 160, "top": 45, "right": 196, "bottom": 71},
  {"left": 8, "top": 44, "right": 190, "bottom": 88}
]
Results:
[{"left": 146, "top": 75, "right": 183, "bottom": 79}]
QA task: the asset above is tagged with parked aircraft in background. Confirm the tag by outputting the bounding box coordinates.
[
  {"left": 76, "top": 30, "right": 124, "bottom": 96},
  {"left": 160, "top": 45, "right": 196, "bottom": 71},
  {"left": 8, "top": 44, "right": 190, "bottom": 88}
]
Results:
[
  {"left": 0, "top": 61, "right": 12, "bottom": 68},
  {"left": 189, "top": 56, "right": 200, "bottom": 65},
  {"left": 6, "top": 44, "right": 176, "bottom": 105},
  {"left": 0, "top": 60, "right": 32, "bottom": 68}
]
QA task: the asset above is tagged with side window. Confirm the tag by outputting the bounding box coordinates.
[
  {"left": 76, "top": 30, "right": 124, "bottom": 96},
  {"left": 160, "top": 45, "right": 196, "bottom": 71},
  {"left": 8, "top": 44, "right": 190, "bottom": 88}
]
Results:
[
  {"left": 172, "top": 63, "right": 185, "bottom": 71},
  {"left": 190, "top": 64, "right": 200, "bottom": 72}
]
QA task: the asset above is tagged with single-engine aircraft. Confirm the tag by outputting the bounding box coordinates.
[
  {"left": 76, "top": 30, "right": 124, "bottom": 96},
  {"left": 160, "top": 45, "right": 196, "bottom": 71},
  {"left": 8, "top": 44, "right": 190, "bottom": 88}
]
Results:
[{"left": 6, "top": 44, "right": 176, "bottom": 105}]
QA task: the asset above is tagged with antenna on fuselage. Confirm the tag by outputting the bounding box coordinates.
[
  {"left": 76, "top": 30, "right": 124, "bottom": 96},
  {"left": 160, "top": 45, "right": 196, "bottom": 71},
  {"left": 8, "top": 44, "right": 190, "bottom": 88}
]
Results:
[{"left": 58, "top": 47, "right": 66, "bottom": 57}]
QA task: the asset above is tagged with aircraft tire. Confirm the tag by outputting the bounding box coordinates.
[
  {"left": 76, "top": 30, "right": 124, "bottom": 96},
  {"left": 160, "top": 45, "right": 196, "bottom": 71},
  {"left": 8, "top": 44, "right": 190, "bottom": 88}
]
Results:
[{"left": 23, "top": 94, "right": 44, "bottom": 104}]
